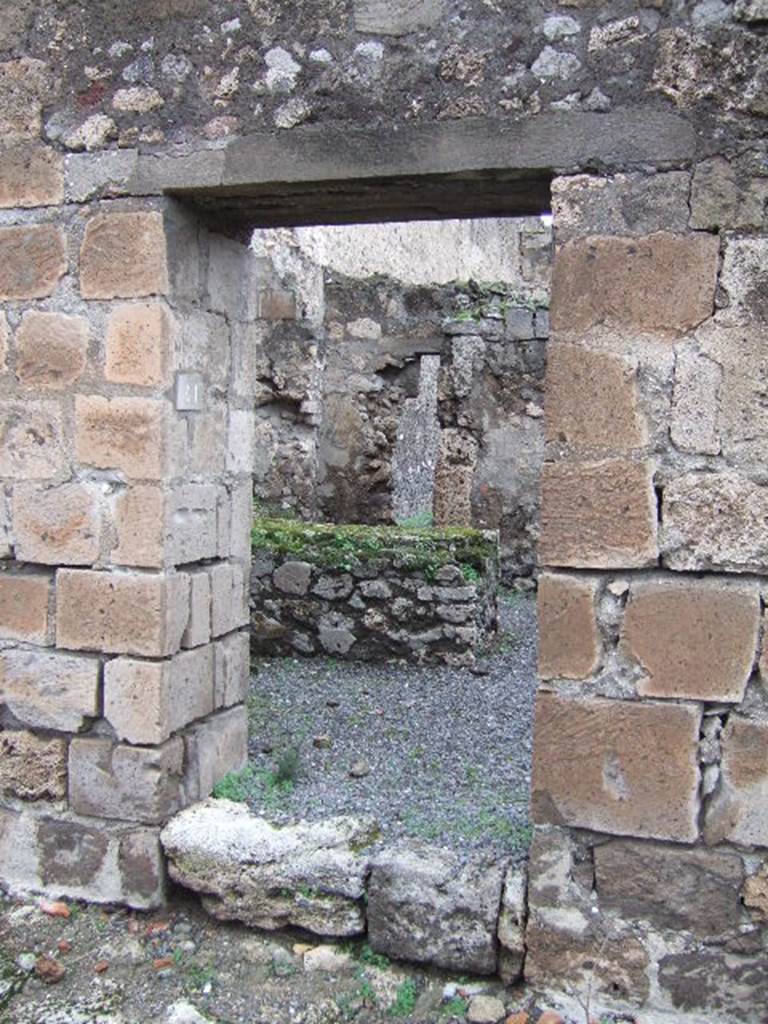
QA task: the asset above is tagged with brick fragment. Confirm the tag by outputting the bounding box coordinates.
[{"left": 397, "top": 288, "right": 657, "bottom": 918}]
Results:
[
  {"left": 105, "top": 303, "right": 174, "bottom": 387},
  {"left": 80, "top": 212, "right": 168, "bottom": 300},
  {"left": 13, "top": 483, "right": 100, "bottom": 566},
  {"left": 532, "top": 692, "right": 701, "bottom": 841},
  {"left": 56, "top": 568, "right": 189, "bottom": 657},
  {"left": 0, "top": 649, "right": 99, "bottom": 731},
  {"left": 0, "top": 730, "right": 67, "bottom": 801},
  {"left": 537, "top": 572, "right": 601, "bottom": 680},
  {"left": 0, "top": 572, "right": 52, "bottom": 644},
  {"left": 0, "top": 144, "right": 64, "bottom": 208},
  {"left": 622, "top": 577, "right": 759, "bottom": 701},
  {"left": 76, "top": 395, "right": 168, "bottom": 480},
  {"left": 551, "top": 232, "right": 719, "bottom": 337},
  {"left": 0, "top": 224, "right": 67, "bottom": 300},
  {"left": 69, "top": 736, "right": 184, "bottom": 824},
  {"left": 545, "top": 345, "right": 646, "bottom": 452},
  {"left": 539, "top": 459, "right": 658, "bottom": 569}
]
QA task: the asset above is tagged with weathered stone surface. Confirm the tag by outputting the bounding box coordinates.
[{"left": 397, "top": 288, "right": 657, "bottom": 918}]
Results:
[
  {"left": 105, "top": 302, "right": 174, "bottom": 387},
  {"left": 118, "top": 828, "right": 166, "bottom": 906},
  {"left": 0, "top": 224, "right": 66, "bottom": 300},
  {"left": 37, "top": 819, "right": 109, "bottom": 888},
  {"left": 551, "top": 233, "right": 719, "bottom": 337},
  {"left": 532, "top": 693, "right": 701, "bottom": 841},
  {"left": 690, "top": 156, "right": 768, "bottom": 230},
  {"left": 0, "top": 144, "right": 63, "bottom": 208},
  {"left": 0, "top": 730, "right": 67, "bottom": 801},
  {"left": 718, "top": 236, "right": 768, "bottom": 325},
  {"left": 112, "top": 485, "right": 166, "bottom": 568},
  {"left": 0, "top": 649, "right": 99, "bottom": 732},
  {"left": 161, "top": 801, "right": 377, "bottom": 936},
  {"left": 15, "top": 311, "right": 89, "bottom": 390},
  {"left": 13, "top": 482, "right": 100, "bottom": 565},
  {"left": 537, "top": 572, "right": 601, "bottom": 680},
  {"left": 80, "top": 212, "right": 169, "bottom": 299},
  {"left": 0, "top": 58, "right": 48, "bottom": 143},
  {"left": 621, "top": 577, "right": 760, "bottom": 702},
  {"left": 0, "top": 572, "right": 52, "bottom": 644},
  {"left": 594, "top": 840, "right": 746, "bottom": 939},
  {"left": 0, "top": 400, "right": 66, "bottom": 479},
  {"left": 539, "top": 459, "right": 658, "bottom": 569},
  {"left": 545, "top": 345, "right": 646, "bottom": 452},
  {"left": 662, "top": 470, "right": 768, "bottom": 573},
  {"left": 743, "top": 863, "right": 768, "bottom": 921},
  {"left": 210, "top": 562, "right": 248, "bottom": 637},
  {"left": 497, "top": 865, "right": 526, "bottom": 985},
  {"left": 183, "top": 570, "right": 212, "bottom": 649},
  {"left": 184, "top": 706, "right": 248, "bottom": 801},
  {"left": 168, "top": 485, "right": 219, "bottom": 565},
  {"left": 368, "top": 842, "right": 506, "bottom": 974},
  {"left": 352, "top": 0, "right": 446, "bottom": 36},
  {"left": 75, "top": 396, "right": 168, "bottom": 480},
  {"left": 659, "top": 949, "right": 768, "bottom": 1020},
  {"left": 104, "top": 646, "right": 214, "bottom": 745},
  {"left": 670, "top": 345, "right": 721, "bottom": 455},
  {"left": 214, "top": 631, "right": 249, "bottom": 708},
  {"left": 704, "top": 716, "right": 768, "bottom": 848},
  {"left": 69, "top": 736, "right": 185, "bottom": 824},
  {"left": 56, "top": 568, "right": 189, "bottom": 657}
]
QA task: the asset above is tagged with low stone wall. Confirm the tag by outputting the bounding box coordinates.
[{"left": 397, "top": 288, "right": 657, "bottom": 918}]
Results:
[{"left": 250, "top": 519, "right": 498, "bottom": 664}]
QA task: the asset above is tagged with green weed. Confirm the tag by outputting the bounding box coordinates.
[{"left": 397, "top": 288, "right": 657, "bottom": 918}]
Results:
[{"left": 387, "top": 978, "right": 418, "bottom": 1017}]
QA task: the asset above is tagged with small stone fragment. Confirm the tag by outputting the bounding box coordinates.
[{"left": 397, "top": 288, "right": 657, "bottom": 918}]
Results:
[
  {"left": 35, "top": 956, "right": 65, "bottom": 984},
  {"left": 349, "top": 760, "right": 370, "bottom": 778},
  {"left": 39, "top": 898, "right": 70, "bottom": 919},
  {"left": 468, "top": 995, "right": 506, "bottom": 1023},
  {"left": 313, "top": 735, "right": 332, "bottom": 749}
]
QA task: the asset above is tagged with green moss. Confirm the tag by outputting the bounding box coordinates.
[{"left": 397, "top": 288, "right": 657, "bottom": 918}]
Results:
[{"left": 251, "top": 517, "right": 497, "bottom": 576}]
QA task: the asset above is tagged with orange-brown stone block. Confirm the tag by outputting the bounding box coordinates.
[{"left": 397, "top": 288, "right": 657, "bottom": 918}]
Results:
[
  {"left": 105, "top": 302, "right": 174, "bottom": 387},
  {"left": 551, "top": 232, "right": 718, "bottom": 337},
  {"left": 111, "top": 485, "right": 167, "bottom": 568},
  {"left": 0, "top": 572, "right": 52, "bottom": 644},
  {"left": 0, "top": 224, "right": 67, "bottom": 300},
  {"left": 537, "top": 572, "right": 601, "bottom": 680},
  {"left": 56, "top": 568, "right": 189, "bottom": 657},
  {"left": 532, "top": 692, "right": 701, "bottom": 841},
  {"left": 704, "top": 716, "right": 768, "bottom": 848},
  {"left": 539, "top": 459, "right": 658, "bottom": 569},
  {"left": 13, "top": 482, "right": 100, "bottom": 565},
  {"left": 15, "top": 311, "right": 89, "bottom": 390},
  {"left": 545, "top": 344, "right": 647, "bottom": 452},
  {"left": 0, "top": 144, "right": 64, "bottom": 208},
  {"left": 80, "top": 212, "right": 169, "bottom": 300},
  {"left": 622, "top": 577, "right": 760, "bottom": 702},
  {"left": 75, "top": 395, "right": 168, "bottom": 480}
]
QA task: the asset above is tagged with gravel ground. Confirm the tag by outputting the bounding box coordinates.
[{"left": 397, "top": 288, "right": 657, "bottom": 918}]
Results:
[{"left": 244, "top": 591, "right": 537, "bottom": 861}]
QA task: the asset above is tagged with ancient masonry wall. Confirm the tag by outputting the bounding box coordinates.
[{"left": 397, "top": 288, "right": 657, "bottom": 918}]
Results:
[{"left": 0, "top": 189, "right": 265, "bottom": 906}]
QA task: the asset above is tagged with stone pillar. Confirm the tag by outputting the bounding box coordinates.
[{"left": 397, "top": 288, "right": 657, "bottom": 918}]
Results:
[
  {"left": 527, "top": 171, "right": 768, "bottom": 1018},
  {"left": 0, "top": 169, "right": 254, "bottom": 906}
]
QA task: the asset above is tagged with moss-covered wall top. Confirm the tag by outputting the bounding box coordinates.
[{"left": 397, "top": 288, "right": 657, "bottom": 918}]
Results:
[{"left": 3, "top": 1, "right": 766, "bottom": 167}]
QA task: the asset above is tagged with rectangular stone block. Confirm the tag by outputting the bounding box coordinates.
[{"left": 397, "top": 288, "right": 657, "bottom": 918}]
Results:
[
  {"left": 551, "top": 232, "right": 719, "bottom": 337},
  {"left": 539, "top": 459, "right": 658, "bottom": 569},
  {"left": 69, "top": 736, "right": 185, "bottom": 824},
  {"left": 210, "top": 562, "right": 248, "bottom": 638},
  {"left": 257, "top": 288, "right": 297, "bottom": 320},
  {"left": 718, "top": 236, "right": 768, "bottom": 326},
  {"left": 538, "top": 572, "right": 601, "bottom": 680},
  {"left": 0, "top": 224, "right": 67, "bottom": 300},
  {"left": 104, "top": 646, "right": 214, "bottom": 745},
  {"left": 0, "top": 730, "right": 67, "bottom": 801},
  {"left": 184, "top": 705, "right": 248, "bottom": 801},
  {"left": 169, "top": 484, "right": 219, "bottom": 565},
  {"left": 661, "top": 470, "right": 768, "bottom": 573},
  {"left": 15, "top": 310, "right": 89, "bottom": 391},
  {"left": 545, "top": 345, "right": 647, "bottom": 452},
  {"left": 183, "top": 570, "right": 212, "bottom": 649},
  {"left": 111, "top": 485, "right": 166, "bottom": 568},
  {"left": 227, "top": 480, "right": 253, "bottom": 562},
  {"left": 0, "top": 400, "right": 66, "bottom": 479},
  {"left": 75, "top": 395, "right": 168, "bottom": 480},
  {"left": 207, "top": 234, "right": 260, "bottom": 321},
  {"left": 0, "top": 572, "right": 52, "bottom": 644},
  {"left": 670, "top": 345, "right": 721, "bottom": 456},
  {"left": 227, "top": 409, "right": 255, "bottom": 475},
  {"left": 0, "top": 143, "right": 63, "bottom": 207},
  {"left": 0, "top": 649, "right": 99, "bottom": 731},
  {"left": 105, "top": 302, "right": 174, "bottom": 387},
  {"left": 532, "top": 692, "right": 701, "bottom": 842},
  {"left": 118, "top": 828, "right": 166, "bottom": 908},
  {"left": 56, "top": 568, "right": 189, "bottom": 657},
  {"left": 13, "top": 482, "right": 100, "bottom": 565},
  {"left": 621, "top": 577, "right": 760, "bottom": 702},
  {"left": 705, "top": 716, "right": 768, "bottom": 848},
  {"left": 594, "top": 840, "right": 746, "bottom": 939},
  {"left": 214, "top": 631, "right": 249, "bottom": 709},
  {"left": 80, "top": 211, "right": 169, "bottom": 299}
]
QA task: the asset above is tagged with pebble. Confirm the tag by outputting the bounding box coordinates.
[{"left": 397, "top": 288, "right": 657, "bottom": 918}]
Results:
[
  {"left": 505, "top": 1013, "right": 529, "bottom": 1024},
  {"left": 16, "top": 953, "right": 36, "bottom": 973},
  {"left": 35, "top": 955, "right": 65, "bottom": 984},
  {"left": 468, "top": 995, "right": 506, "bottom": 1023},
  {"left": 313, "top": 735, "right": 332, "bottom": 749},
  {"left": 538, "top": 1013, "right": 565, "bottom": 1024},
  {"left": 303, "top": 946, "right": 353, "bottom": 973},
  {"left": 349, "top": 760, "right": 370, "bottom": 778}
]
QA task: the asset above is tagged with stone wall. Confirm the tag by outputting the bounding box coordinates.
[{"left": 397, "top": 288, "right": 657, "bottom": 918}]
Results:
[{"left": 250, "top": 520, "right": 498, "bottom": 664}]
